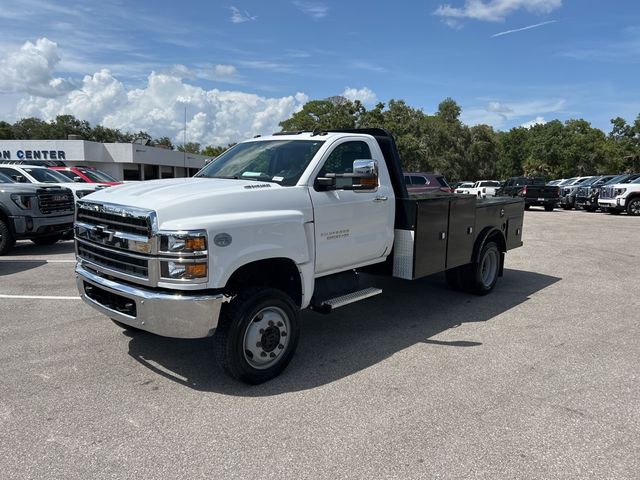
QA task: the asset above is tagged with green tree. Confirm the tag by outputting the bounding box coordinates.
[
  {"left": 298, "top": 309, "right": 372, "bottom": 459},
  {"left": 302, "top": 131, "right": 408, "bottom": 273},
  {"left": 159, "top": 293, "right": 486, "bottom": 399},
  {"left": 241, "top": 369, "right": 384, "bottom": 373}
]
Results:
[
  {"left": 177, "top": 142, "right": 201, "bottom": 154},
  {"left": 0, "top": 121, "right": 14, "bottom": 139},
  {"left": 12, "top": 117, "right": 53, "bottom": 139},
  {"left": 50, "top": 114, "right": 91, "bottom": 139},
  {"left": 154, "top": 136, "right": 174, "bottom": 149},
  {"left": 279, "top": 98, "right": 361, "bottom": 131}
]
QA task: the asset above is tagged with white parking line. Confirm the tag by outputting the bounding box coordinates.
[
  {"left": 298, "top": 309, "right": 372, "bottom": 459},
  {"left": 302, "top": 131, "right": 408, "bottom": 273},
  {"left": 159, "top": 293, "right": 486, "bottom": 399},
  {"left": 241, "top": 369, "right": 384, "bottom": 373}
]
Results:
[{"left": 0, "top": 295, "right": 80, "bottom": 300}]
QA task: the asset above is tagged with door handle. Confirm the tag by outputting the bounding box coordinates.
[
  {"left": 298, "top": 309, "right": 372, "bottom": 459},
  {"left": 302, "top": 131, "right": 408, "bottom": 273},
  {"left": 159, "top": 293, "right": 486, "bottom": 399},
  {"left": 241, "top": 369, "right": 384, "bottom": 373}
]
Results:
[{"left": 373, "top": 196, "right": 388, "bottom": 202}]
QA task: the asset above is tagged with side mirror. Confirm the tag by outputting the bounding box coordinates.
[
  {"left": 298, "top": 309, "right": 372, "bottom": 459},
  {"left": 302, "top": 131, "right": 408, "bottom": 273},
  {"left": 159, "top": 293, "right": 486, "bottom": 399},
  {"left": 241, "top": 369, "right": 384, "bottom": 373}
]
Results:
[
  {"left": 12, "top": 175, "right": 25, "bottom": 183},
  {"left": 73, "top": 176, "right": 83, "bottom": 182},
  {"left": 353, "top": 159, "right": 377, "bottom": 177},
  {"left": 314, "top": 177, "right": 336, "bottom": 191}
]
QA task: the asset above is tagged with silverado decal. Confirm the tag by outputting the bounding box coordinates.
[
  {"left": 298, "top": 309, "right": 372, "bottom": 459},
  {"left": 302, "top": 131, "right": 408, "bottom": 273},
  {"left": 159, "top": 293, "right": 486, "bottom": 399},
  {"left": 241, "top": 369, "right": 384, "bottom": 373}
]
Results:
[{"left": 320, "top": 229, "right": 350, "bottom": 240}]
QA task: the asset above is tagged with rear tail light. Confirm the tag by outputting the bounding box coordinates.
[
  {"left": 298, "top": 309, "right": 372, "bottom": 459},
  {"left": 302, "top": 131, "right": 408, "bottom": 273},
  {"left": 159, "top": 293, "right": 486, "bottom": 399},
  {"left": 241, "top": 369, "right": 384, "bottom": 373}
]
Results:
[{"left": 521, "top": 185, "right": 528, "bottom": 196}]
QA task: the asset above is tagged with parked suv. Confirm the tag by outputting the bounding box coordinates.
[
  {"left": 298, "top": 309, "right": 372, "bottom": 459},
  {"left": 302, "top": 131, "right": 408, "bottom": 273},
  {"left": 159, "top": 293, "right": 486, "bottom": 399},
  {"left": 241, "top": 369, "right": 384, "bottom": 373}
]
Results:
[
  {"left": 404, "top": 173, "right": 451, "bottom": 193},
  {"left": 575, "top": 174, "right": 622, "bottom": 212},
  {"left": 0, "top": 172, "right": 75, "bottom": 254},
  {"left": 0, "top": 164, "right": 99, "bottom": 200},
  {"left": 50, "top": 166, "right": 122, "bottom": 186},
  {"left": 598, "top": 176, "right": 640, "bottom": 215},
  {"left": 559, "top": 176, "right": 595, "bottom": 210}
]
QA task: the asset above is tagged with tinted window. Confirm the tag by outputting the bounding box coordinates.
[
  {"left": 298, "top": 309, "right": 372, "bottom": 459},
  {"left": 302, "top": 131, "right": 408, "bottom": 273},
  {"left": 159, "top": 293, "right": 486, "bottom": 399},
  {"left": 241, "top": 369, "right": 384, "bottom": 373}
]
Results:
[
  {"left": 0, "top": 172, "right": 14, "bottom": 183},
  {"left": 404, "top": 175, "right": 412, "bottom": 185},
  {"left": 412, "top": 176, "right": 428, "bottom": 185},
  {"left": 196, "top": 140, "right": 324, "bottom": 187},
  {"left": 81, "top": 169, "right": 118, "bottom": 182},
  {"left": 319, "top": 141, "right": 373, "bottom": 189},
  {"left": 23, "top": 168, "right": 70, "bottom": 183},
  {"left": 56, "top": 170, "right": 82, "bottom": 181}
]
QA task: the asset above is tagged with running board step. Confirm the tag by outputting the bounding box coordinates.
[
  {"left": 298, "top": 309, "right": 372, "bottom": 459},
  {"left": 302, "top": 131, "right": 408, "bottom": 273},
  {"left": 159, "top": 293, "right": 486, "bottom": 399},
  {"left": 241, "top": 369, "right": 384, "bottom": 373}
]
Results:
[{"left": 320, "top": 287, "right": 382, "bottom": 311}]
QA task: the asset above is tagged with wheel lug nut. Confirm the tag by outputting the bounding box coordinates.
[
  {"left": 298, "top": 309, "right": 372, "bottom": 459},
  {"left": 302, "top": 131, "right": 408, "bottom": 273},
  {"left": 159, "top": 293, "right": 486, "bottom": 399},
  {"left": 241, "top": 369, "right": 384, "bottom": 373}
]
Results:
[
  {"left": 270, "top": 352, "right": 276, "bottom": 358},
  {"left": 277, "top": 321, "right": 283, "bottom": 327},
  {"left": 281, "top": 331, "right": 287, "bottom": 337},
  {"left": 278, "top": 344, "right": 284, "bottom": 350},
  {"left": 256, "top": 314, "right": 263, "bottom": 321},
  {"left": 268, "top": 320, "right": 274, "bottom": 326}
]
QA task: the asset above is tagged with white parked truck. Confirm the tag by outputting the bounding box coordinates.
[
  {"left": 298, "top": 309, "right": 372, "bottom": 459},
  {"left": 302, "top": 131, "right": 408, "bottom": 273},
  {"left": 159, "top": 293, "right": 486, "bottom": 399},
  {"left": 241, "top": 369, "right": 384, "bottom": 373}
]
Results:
[
  {"left": 75, "top": 129, "right": 525, "bottom": 383},
  {"left": 464, "top": 180, "right": 502, "bottom": 199},
  {"left": 598, "top": 177, "right": 640, "bottom": 215}
]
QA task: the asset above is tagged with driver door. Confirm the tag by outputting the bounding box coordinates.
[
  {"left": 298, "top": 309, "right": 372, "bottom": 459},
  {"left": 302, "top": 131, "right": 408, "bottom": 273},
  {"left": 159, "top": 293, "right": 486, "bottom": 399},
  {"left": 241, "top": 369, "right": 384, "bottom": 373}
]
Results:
[{"left": 309, "top": 139, "right": 394, "bottom": 275}]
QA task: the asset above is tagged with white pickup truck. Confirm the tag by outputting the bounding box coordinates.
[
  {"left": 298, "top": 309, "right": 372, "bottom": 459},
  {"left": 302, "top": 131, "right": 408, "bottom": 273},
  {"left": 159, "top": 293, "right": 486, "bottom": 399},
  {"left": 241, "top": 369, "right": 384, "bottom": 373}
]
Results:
[
  {"left": 598, "top": 177, "right": 640, "bottom": 215},
  {"left": 75, "top": 128, "right": 525, "bottom": 383},
  {"left": 464, "top": 180, "right": 502, "bottom": 198}
]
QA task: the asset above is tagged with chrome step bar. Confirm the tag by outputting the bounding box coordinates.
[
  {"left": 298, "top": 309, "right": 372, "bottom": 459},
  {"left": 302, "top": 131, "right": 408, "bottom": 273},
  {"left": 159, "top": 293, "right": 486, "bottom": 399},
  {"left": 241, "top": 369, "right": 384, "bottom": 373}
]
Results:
[{"left": 321, "top": 287, "right": 382, "bottom": 310}]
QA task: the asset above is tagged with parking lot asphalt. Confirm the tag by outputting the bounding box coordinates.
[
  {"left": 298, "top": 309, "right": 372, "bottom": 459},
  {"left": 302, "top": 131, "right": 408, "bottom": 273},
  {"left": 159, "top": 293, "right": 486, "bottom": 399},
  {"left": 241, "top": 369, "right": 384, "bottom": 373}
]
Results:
[{"left": 1, "top": 209, "right": 638, "bottom": 480}]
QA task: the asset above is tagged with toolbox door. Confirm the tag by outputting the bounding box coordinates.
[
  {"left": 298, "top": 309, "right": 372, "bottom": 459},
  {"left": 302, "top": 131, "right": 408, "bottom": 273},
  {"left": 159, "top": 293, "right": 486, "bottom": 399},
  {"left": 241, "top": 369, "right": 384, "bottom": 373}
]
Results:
[
  {"left": 446, "top": 196, "right": 476, "bottom": 269},
  {"left": 413, "top": 198, "right": 449, "bottom": 278}
]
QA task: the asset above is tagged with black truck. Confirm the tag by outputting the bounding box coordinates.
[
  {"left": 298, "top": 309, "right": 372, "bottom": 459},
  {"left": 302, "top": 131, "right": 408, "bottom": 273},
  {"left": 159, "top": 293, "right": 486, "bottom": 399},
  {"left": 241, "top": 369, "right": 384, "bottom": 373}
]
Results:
[{"left": 496, "top": 176, "right": 560, "bottom": 211}]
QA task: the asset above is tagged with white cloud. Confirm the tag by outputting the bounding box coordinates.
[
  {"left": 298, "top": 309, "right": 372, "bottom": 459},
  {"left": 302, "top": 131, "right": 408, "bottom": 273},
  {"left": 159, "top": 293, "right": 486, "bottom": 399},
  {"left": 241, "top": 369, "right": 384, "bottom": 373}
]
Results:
[
  {"left": 521, "top": 116, "right": 547, "bottom": 128},
  {"left": 341, "top": 87, "right": 378, "bottom": 105},
  {"left": 435, "top": 0, "right": 562, "bottom": 24},
  {"left": 463, "top": 99, "right": 565, "bottom": 127},
  {"left": 230, "top": 6, "right": 257, "bottom": 24},
  {"left": 292, "top": 1, "right": 329, "bottom": 19},
  {"left": 16, "top": 69, "right": 308, "bottom": 146},
  {"left": 0, "top": 38, "right": 74, "bottom": 97}
]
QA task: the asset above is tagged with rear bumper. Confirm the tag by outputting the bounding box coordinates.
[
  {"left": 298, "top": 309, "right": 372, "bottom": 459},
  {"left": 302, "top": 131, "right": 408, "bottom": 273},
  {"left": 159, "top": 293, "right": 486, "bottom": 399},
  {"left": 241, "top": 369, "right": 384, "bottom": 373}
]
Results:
[{"left": 76, "top": 262, "right": 225, "bottom": 338}]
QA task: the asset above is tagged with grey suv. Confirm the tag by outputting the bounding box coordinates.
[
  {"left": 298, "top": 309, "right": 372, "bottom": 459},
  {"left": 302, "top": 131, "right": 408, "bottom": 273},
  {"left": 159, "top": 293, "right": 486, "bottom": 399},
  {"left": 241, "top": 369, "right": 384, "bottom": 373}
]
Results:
[{"left": 0, "top": 172, "right": 75, "bottom": 255}]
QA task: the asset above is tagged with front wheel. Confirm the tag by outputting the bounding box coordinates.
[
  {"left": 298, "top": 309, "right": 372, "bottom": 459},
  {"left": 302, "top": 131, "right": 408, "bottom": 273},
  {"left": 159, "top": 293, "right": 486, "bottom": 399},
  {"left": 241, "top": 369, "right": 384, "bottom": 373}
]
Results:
[
  {"left": 626, "top": 198, "right": 640, "bottom": 216},
  {"left": 0, "top": 219, "right": 16, "bottom": 255},
  {"left": 214, "top": 287, "right": 300, "bottom": 384}
]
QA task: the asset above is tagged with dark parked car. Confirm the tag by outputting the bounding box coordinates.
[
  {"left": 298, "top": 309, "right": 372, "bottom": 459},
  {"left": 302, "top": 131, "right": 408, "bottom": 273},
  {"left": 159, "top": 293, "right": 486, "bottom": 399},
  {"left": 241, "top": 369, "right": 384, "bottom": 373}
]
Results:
[
  {"left": 403, "top": 173, "right": 452, "bottom": 194},
  {"left": 496, "top": 176, "right": 559, "bottom": 211},
  {"left": 559, "top": 176, "right": 596, "bottom": 210},
  {"left": 575, "top": 175, "right": 619, "bottom": 212}
]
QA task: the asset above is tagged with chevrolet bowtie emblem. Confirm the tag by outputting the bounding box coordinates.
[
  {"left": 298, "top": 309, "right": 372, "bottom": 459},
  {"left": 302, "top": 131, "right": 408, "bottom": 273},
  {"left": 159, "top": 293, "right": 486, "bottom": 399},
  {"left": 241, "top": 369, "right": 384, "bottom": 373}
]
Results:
[{"left": 93, "top": 225, "right": 115, "bottom": 242}]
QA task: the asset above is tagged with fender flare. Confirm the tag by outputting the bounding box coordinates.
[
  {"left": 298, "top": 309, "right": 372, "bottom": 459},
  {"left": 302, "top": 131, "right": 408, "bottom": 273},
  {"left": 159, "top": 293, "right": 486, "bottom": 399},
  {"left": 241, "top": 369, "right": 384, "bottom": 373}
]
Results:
[{"left": 472, "top": 227, "right": 507, "bottom": 276}]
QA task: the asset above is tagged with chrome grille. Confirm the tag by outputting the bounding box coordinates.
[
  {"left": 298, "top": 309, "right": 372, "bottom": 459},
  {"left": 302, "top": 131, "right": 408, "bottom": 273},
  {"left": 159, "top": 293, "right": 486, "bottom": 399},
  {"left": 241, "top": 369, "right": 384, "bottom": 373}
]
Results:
[
  {"left": 76, "top": 202, "right": 152, "bottom": 236},
  {"left": 38, "top": 188, "right": 74, "bottom": 214},
  {"left": 75, "top": 201, "right": 156, "bottom": 283},
  {"left": 600, "top": 186, "right": 614, "bottom": 199},
  {"left": 78, "top": 240, "right": 149, "bottom": 278}
]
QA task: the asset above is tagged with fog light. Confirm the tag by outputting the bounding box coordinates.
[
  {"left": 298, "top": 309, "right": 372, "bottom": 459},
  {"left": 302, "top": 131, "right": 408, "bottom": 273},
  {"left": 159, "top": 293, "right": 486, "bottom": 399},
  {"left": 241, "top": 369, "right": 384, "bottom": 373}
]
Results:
[{"left": 26, "top": 217, "right": 34, "bottom": 231}]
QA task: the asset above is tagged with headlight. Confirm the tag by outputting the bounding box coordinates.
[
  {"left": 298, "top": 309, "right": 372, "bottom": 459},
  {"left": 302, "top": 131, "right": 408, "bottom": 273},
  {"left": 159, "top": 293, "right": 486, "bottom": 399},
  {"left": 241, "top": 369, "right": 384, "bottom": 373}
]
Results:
[
  {"left": 10, "top": 193, "right": 36, "bottom": 210},
  {"left": 159, "top": 231, "right": 207, "bottom": 253},
  {"left": 614, "top": 188, "right": 627, "bottom": 196},
  {"left": 161, "top": 260, "right": 208, "bottom": 280}
]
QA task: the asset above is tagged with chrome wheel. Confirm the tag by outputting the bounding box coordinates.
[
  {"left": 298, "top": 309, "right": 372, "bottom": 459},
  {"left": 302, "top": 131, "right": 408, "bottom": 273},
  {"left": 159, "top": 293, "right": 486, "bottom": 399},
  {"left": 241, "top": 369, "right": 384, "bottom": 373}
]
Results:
[{"left": 243, "top": 306, "right": 291, "bottom": 370}]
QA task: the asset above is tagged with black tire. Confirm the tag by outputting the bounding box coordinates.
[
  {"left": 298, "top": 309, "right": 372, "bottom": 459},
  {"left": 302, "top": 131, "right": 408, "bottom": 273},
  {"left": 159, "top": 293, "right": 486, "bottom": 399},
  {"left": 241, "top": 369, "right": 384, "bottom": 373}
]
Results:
[
  {"left": 562, "top": 204, "right": 572, "bottom": 210},
  {"left": 111, "top": 319, "right": 143, "bottom": 333},
  {"left": 0, "top": 219, "right": 16, "bottom": 256},
  {"left": 214, "top": 287, "right": 300, "bottom": 384},
  {"left": 544, "top": 205, "right": 554, "bottom": 212},
  {"left": 524, "top": 204, "right": 530, "bottom": 211},
  {"left": 626, "top": 197, "right": 640, "bottom": 216},
  {"left": 31, "top": 234, "right": 62, "bottom": 246},
  {"left": 458, "top": 241, "right": 501, "bottom": 296}
]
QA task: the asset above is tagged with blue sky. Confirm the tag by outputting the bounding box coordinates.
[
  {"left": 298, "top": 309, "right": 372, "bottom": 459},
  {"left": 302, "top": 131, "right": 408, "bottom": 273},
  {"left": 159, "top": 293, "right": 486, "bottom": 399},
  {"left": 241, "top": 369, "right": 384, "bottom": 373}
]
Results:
[{"left": 0, "top": 0, "right": 639, "bottom": 145}]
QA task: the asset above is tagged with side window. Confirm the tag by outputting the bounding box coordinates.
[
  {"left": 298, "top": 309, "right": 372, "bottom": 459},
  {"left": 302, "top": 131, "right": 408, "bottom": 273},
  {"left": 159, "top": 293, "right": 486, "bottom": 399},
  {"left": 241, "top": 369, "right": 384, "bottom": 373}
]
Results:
[
  {"left": 412, "top": 176, "right": 428, "bottom": 185},
  {"left": 404, "top": 175, "right": 412, "bottom": 185},
  {"left": 318, "top": 141, "right": 373, "bottom": 189}
]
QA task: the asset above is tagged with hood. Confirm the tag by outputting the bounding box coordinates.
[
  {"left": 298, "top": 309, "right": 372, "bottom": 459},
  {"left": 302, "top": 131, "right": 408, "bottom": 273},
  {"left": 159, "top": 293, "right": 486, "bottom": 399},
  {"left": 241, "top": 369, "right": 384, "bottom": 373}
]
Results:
[{"left": 79, "top": 177, "right": 313, "bottom": 229}]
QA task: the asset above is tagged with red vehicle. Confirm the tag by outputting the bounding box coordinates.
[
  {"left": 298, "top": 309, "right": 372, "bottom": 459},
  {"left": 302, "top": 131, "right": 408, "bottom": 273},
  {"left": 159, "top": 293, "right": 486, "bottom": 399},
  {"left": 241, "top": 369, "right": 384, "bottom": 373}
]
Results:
[
  {"left": 403, "top": 172, "right": 452, "bottom": 194},
  {"left": 50, "top": 166, "right": 122, "bottom": 186}
]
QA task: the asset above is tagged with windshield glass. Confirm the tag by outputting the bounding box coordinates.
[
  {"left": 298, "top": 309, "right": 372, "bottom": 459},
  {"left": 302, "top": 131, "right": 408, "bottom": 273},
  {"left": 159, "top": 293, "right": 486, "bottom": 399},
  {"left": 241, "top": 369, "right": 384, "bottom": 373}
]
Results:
[
  {"left": 479, "top": 181, "right": 500, "bottom": 187},
  {"left": 80, "top": 168, "right": 118, "bottom": 182},
  {"left": 195, "top": 140, "right": 324, "bottom": 186},
  {"left": 23, "top": 168, "right": 71, "bottom": 183},
  {"left": 0, "top": 172, "right": 14, "bottom": 183},
  {"left": 560, "top": 177, "right": 577, "bottom": 185}
]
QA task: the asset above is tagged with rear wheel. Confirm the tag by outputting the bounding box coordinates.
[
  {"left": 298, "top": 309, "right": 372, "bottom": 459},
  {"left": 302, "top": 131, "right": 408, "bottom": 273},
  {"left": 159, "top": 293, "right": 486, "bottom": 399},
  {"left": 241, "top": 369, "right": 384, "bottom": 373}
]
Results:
[
  {"left": 459, "top": 241, "right": 501, "bottom": 295},
  {"left": 0, "top": 219, "right": 16, "bottom": 255},
  {"left": 31, "top": 234, "right": 62, "bottom": 246},
  {"left": 214, "top": 287, "right": 300, "bottom": 384},
  {"left": 626, "top": 197, "right": 640, "bottom": 216}
]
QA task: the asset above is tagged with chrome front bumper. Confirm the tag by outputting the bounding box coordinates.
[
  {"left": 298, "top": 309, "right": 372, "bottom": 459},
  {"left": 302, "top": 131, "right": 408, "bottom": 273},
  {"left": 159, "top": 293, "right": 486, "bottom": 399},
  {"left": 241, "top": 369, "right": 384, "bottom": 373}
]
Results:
[{"left": 76, "top": 263, "right": 225, "bottom": 339}]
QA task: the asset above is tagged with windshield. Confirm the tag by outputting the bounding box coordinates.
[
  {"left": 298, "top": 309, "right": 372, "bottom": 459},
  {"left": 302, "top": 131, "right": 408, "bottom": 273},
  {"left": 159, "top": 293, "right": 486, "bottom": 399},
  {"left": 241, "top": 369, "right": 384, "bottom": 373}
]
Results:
[
  {"left": 23, "top": 168, "right": 71, "bottom": 183},
  {"left": 195, "top": 140, "right": 324, "bottom": 186},
  {"left": 80, "top": 168, "right": 118, "bottom": 182},
  {"left": 560, "top": 177, "right": 577, "bottom": 185},
  {"left": 479, "top": 181, "right": 500, "bottom": 187},
  {"left": 0, "top": 172, "right": 14, "bottom": 183}
]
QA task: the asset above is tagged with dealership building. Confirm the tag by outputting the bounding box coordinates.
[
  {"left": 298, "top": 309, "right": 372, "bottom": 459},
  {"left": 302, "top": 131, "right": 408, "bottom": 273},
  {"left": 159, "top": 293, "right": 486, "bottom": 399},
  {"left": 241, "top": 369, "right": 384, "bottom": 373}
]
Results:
[{"left": 0, "top": 139, "right": 213, "bottom": 181}]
